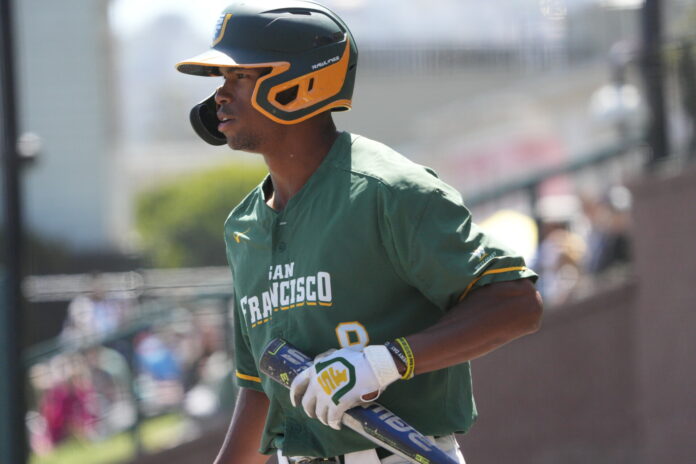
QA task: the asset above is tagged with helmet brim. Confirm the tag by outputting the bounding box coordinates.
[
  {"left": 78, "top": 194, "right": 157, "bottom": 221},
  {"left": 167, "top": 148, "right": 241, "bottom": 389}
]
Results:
[
  {"left": 176, "top": 50, "right": 241, "bottom": 76},
  {"left": 176, "top": 50, "right": 290, "bottom": 78}
]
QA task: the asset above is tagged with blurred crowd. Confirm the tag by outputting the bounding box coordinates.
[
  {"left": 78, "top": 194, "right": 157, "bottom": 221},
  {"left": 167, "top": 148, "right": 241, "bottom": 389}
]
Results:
[
  {"left": 533, "top": 185, "right": 633, "bottom": 307},
  {"left": 26, "top": 278, "right": 234, "bottom": 456}
]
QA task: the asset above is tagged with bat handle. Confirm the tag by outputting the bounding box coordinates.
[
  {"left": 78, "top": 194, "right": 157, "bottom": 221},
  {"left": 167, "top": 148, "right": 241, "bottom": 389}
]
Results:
[{"left": 259, "top": 339, "right": 459, "bottom": 464}]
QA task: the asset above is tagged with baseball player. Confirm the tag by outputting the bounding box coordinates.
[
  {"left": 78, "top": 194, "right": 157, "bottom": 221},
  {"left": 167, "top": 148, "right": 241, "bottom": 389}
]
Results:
[{"left": 176, "top": 2, "right": 543, "bottom": 463}]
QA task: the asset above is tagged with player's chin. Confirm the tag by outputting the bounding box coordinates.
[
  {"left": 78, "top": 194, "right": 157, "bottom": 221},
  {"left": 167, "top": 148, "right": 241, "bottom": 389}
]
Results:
[{"left": 228, "top": 133, "right": 262, "bottom": 153}]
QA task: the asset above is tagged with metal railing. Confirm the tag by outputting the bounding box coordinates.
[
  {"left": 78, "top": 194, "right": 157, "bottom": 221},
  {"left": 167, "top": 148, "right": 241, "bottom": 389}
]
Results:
[{"left": 465, "top": 136, "right": 647, "bottom": 215}]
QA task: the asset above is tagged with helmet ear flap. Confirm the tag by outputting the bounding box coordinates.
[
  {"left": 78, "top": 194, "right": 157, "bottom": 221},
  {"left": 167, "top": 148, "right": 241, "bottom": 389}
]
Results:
[{"left": 190, "top": 93, "right": 226, "bottom": 146}]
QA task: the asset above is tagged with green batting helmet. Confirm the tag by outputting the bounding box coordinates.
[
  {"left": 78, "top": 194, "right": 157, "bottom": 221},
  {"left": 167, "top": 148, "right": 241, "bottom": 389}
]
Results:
[{"left": 176, "top": 0, "right": 358, "bottom": 128}]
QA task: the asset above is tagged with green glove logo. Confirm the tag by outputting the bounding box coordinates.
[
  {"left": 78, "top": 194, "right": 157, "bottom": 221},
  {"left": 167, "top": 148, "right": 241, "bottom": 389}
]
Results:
[{"left": 314, "top": 357, "right": 356, "bottom": 404}]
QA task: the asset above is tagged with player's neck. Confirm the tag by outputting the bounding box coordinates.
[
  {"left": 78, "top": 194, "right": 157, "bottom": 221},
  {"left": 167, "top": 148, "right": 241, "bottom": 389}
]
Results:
[{"left": 263, "top": 117, "right": 339, "bottom": 211}]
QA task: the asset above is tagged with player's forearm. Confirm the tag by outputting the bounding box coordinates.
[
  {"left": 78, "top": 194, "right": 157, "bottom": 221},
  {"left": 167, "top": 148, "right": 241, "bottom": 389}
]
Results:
[
  {"left": 214, "top": 387, "right": 270, "bottom": 464},
  {"left": 405, "top": 278, "right": 542, "bottom": 375}
]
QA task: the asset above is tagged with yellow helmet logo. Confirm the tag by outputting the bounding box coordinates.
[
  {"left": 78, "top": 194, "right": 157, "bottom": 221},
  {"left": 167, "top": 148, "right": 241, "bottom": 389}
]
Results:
[{"left": 212, "top": 14, "right": 233, "bottom": 46}]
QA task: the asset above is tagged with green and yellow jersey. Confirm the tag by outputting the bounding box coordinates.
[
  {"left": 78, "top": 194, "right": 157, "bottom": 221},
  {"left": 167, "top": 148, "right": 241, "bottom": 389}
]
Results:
[{"left": 224, "top": 132, "right": 536, "bottom": 457}]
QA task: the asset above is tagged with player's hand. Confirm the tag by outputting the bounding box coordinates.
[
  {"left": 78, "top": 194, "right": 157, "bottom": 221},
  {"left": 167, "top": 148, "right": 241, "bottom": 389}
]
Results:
[{"left": 289, "top": 345, "right": 401, "bottom": 430}]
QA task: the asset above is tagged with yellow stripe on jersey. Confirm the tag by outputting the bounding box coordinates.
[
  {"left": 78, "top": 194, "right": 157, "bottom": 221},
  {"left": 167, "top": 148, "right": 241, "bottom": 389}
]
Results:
[
  {"left": 236, "top": 371, "right": 261, "bottom": 383},
  {"left": 458, "top": 266, "right": 527, "bottom": 301}
]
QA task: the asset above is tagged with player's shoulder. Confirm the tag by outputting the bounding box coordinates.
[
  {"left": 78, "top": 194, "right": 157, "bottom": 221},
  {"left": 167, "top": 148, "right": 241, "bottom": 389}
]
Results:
[
  {"left": 340, "top": 133, "right": 460, "bottom": 200},
  {"left": 342, "top": 133, "right": 436, "bottom": 187},
  {"left": 224, "top": 176, "right": 267, "bottom": 227}
]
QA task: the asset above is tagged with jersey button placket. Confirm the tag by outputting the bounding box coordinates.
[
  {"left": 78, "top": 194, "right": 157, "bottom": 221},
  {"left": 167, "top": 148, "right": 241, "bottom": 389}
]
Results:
[
  {"left": 271, "top": 216, "right": 289, "bottom": 334},
  {"left": 276, "top": 217, "right": 288, "bottom": 253}
]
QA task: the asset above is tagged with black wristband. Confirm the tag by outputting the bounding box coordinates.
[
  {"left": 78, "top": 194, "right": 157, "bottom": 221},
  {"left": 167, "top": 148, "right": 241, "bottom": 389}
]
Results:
[{"left": 385, "top": 339, "right": 414, "bottom": 379}]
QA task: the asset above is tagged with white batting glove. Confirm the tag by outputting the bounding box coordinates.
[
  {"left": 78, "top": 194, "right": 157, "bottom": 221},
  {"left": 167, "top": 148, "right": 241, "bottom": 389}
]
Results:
[{"left": 289, "top": 345, "right": 401, "bottom": 430}]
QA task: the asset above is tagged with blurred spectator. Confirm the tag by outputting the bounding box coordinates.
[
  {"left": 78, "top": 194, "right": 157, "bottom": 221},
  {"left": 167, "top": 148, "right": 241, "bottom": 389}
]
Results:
[
  {"left": 534, "top": 186, "right": 633, "bottom": 307},
  {"left": 182, "top": 314, "right": 232, "bottom": 418},
  {"left": 83, "top": 346, "right": 135, "bottom": 434},
  {"left": 581, "top": 186, "right": 632, "bottom": 275},
  {"left": 184, "top": 351, "right": 232, "bottom": 418},
  {"left": 29, "top": 355, "right": 98, "bottom": 452},
  {"left": 533, "top": 195, "right": 587, "bottom": 306},
  {"left": 60, "top": 273, "right": 133, "bottom": 343},
  {"left": 135, "top": 330, "right": 184, "bottom": 415},
  {"left": 27, "top": 363, "right": 54, "bottom": 455},
  {"left": 136, "top": 331, "right": 182, "bottom": 381}
]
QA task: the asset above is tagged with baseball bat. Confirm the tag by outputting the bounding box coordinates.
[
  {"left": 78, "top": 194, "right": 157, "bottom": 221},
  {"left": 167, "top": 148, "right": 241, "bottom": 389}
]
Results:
[{"left": 259, "top": 338, "right": 459, "bottom": 464}]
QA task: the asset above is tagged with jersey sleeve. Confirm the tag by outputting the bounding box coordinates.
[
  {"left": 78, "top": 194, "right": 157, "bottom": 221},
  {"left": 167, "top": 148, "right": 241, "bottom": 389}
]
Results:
[
  {"left": 226, "top": 256, "right": 264, "bottom": 391},
  {"left": 378, "top": 180, "right": 537, "bottom": 311},
  {"left": 232, "top": 299, "right": 264, "bottom": 391}
]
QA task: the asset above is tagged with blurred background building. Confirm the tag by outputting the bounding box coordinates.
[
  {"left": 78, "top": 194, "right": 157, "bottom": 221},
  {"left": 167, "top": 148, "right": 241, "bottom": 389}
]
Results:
[
  {"left": 16, "top": 0, "right": 117, "bottom": 251},
  {"left": 2, "top": 0, "right": 696, "bottom": 463}
]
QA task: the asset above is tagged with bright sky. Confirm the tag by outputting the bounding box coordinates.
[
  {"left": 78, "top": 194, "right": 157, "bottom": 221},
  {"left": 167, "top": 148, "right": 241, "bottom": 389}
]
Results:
[
  {"left": 109, "top": 0, "right": 231, "bottom": 37},
  {"left": 108, "top": 0, "right": 369, "bottom": 38},
  {"left": 108, "top": 0, "right": 642, "bottom": 43}
]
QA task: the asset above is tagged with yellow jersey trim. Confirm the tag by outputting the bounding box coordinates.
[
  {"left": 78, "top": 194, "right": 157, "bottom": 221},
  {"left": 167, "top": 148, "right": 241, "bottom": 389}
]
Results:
[
  {"left": 458, "top": 266, "right": 528, "bottom": 301},
  {"left": 236, "top": 371, "right": 261, "bottom": 383}
]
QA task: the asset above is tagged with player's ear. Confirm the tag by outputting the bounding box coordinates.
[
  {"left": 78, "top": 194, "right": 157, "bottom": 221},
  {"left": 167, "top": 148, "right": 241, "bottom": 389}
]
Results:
[{"left": 190, "top": 93, "right": 226, "bottom": 145}]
